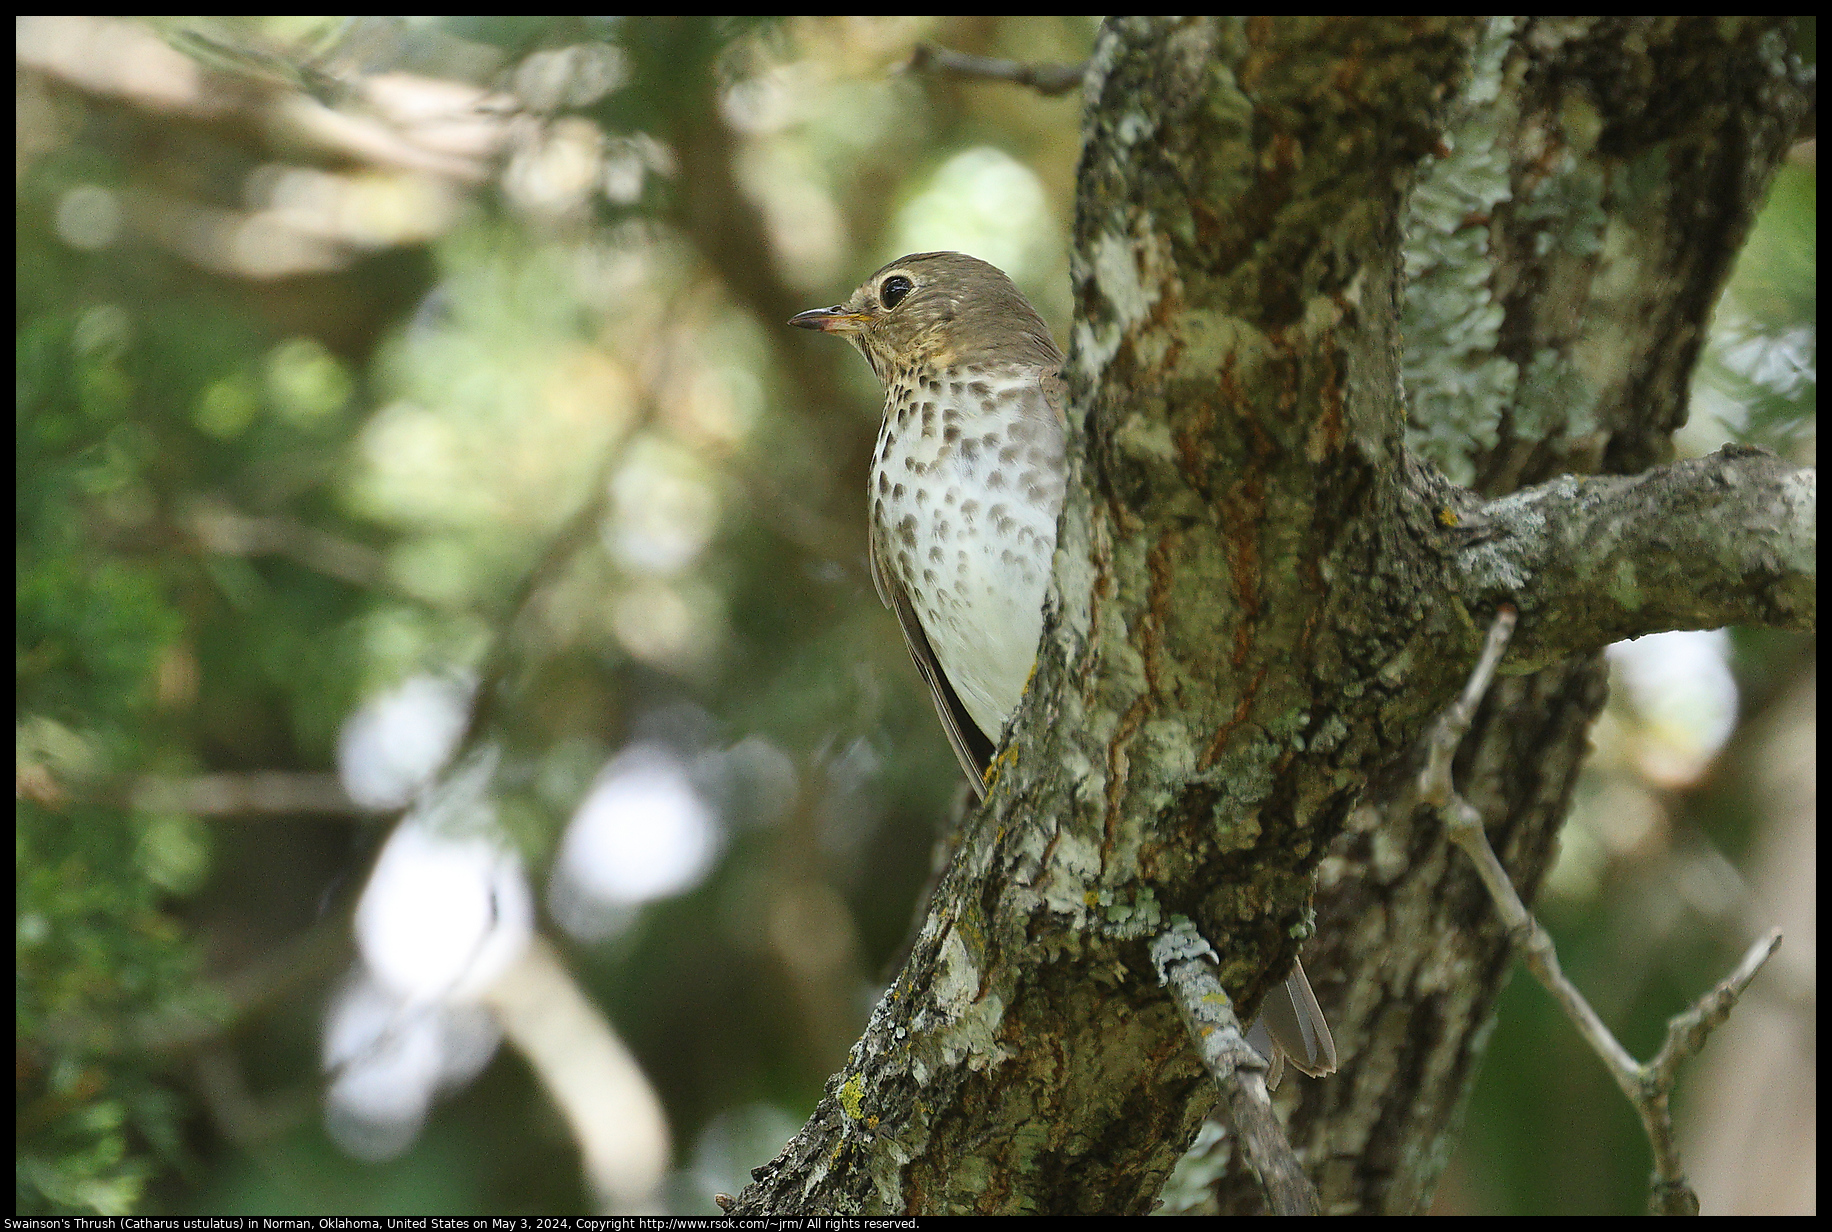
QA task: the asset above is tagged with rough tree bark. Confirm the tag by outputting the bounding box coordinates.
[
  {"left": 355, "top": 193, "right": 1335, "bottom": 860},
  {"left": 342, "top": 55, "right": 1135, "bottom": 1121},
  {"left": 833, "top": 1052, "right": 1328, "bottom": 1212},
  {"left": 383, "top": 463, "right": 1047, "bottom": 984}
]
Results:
[{"left": 734, "top": 16, "right": 1813, "bottom": 1216}]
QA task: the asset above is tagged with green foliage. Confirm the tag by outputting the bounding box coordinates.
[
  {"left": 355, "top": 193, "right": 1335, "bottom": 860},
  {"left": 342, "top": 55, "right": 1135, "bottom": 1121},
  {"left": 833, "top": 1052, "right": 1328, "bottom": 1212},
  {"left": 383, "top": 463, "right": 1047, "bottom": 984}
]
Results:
[
  {"left": 17, "top": 309, "right": 194, "bottom": 1210},
  {"left": 17, "top": 34, "right": 383, "bottom": 1208},
  {"left": 16, "top": 799, "right": 197, "bottom": 1214},
  {"left": 1693, "top": 162, "right": 1815, "bottom": 456}
]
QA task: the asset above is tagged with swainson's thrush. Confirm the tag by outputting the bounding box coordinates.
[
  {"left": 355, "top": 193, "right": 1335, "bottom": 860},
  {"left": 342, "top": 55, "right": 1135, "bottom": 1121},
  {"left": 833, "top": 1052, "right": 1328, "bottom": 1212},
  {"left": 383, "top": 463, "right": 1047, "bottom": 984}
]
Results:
[{"left": 791, "top": 251, "right": 1335, "bottom": 1081}]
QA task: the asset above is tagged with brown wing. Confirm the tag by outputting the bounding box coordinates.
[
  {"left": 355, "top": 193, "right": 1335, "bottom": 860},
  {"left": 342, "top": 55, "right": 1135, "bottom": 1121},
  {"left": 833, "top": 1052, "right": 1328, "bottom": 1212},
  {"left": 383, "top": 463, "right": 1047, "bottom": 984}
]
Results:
[
  {"left": 869, "top": 530, "right": 996, "bottom": 800},
  {"left": 1263, "top": 959, "right": 1338, "bottom": 1079},
  {"left": 1036, "top": 367, "right": 1068, "bottom": 428}
]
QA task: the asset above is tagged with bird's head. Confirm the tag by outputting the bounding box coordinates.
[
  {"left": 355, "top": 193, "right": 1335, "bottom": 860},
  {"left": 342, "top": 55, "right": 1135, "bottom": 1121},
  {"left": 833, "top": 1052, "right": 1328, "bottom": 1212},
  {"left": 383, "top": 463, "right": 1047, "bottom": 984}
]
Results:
[{"left": 789, "top": 251, "right": 1060, "bottom": 380}]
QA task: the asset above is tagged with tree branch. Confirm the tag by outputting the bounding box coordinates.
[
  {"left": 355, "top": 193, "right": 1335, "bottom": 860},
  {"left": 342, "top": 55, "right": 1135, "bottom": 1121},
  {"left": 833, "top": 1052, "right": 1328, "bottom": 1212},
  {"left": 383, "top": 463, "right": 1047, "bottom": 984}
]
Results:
[
  {"left": 1152, "top": 922, "right": 1318, "bottom": 1216},
  {"left": 185, "top": 501, "right": 390, "bottom": 589},
  {"left": 131, "top": 771, "right": 370, "bottom": 817},
  {"left": 901, "top": 43, "right": 1085, "bottom": 97},
  {"left": 1451, "top": 445, "right": 1815, "bottom": 667}
]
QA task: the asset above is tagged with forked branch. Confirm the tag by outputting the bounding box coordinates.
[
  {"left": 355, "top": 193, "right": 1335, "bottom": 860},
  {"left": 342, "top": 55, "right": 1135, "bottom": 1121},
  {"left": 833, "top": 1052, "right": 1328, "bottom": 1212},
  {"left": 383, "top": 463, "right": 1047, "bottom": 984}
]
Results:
[{"left": 1423, "top": 608, "right": 1785, "bottom": 1216}]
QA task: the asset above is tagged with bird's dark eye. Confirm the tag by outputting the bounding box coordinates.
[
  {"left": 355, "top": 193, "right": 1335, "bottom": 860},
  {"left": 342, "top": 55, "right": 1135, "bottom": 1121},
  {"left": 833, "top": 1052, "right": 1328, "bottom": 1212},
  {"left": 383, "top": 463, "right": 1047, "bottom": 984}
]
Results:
[{"left": 880, "top": 275, "right": 914, "bottom": 309}]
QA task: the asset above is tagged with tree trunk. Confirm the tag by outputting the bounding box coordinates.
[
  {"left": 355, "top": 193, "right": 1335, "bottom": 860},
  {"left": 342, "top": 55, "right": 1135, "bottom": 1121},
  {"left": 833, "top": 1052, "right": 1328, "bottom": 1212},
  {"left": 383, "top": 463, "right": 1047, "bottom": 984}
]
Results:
[{"left": 735, "top": 16, "right": 1811, "bottom": 1216}]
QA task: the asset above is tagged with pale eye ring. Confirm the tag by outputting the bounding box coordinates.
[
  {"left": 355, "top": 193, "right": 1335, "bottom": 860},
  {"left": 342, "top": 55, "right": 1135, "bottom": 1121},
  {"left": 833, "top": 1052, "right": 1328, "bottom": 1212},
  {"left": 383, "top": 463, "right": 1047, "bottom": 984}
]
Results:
[{"left": 880, "top": 275, "right": 914, "bottom": 309}]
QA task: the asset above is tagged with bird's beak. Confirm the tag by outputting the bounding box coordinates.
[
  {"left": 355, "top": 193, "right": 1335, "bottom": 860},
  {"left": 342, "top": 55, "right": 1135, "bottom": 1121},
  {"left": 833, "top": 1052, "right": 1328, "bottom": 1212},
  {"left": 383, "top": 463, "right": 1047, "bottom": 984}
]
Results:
[{"left": 789, "top": 306, "right": 870, "bottom": 334}]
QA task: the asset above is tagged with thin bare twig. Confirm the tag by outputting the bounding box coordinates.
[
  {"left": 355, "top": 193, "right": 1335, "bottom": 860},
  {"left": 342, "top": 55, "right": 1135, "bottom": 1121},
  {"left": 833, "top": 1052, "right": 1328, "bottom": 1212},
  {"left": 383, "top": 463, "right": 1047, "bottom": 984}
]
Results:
[
  {"left": 1641, "top": 929, "right": 1784, "bottom": 1214},
  {"left": 1152, "top": 922, "right": 1320, "bottom": 1217},
  {"left": 1425, "top": 606, "right": 1786, "bottom": 1216},
  {"left": 901, "top": 42, "right": 1085, "bottom": 96},
  {"left": 1417, "top": 604, "right": 1517, "bottom": 803}
]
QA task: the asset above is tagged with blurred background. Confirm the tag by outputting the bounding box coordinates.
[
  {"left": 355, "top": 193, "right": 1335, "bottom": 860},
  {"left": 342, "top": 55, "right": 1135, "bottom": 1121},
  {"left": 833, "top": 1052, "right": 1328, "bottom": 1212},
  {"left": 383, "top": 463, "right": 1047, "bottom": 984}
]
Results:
[{"left": 15, "top": 15, "right": 1814, "bottom": 1216}]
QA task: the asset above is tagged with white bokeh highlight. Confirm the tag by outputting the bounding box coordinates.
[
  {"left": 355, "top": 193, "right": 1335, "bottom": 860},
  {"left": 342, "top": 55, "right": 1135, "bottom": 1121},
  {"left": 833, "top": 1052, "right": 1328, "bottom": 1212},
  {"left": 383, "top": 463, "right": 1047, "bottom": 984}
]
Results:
[
  {"left": 1607, "top": 629, "right": 1740, "bottom": 787},
  {"left": 337, "top": 673, "right": 473, "bottom": 810},
  {"left": 322, "top": 970, "right": 502, "bottom": 1162},
  {"left": 329, "top": 750, "right": 531, "bottom": 1163},
  {"left": 355, "top": 815, "right": 534, "bottom": 1004},
  {"left": 549, "top": 742, "right": 723, "bottom": 942}
]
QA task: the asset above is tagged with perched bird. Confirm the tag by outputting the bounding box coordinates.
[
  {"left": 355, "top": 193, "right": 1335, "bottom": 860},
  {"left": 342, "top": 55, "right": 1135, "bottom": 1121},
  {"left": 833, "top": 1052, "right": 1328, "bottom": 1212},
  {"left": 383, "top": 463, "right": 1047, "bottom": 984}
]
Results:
[{"left": 791, "top": 251, "right": 1335, "bottom": 1081}]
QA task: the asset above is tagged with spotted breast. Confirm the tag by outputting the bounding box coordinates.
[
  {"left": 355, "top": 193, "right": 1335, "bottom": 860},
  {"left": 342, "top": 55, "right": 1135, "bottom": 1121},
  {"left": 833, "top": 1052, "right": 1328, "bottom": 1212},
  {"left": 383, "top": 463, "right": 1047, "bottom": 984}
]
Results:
[{"left": 869, "top": 358, "right": 1067, "bottom": 750}]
